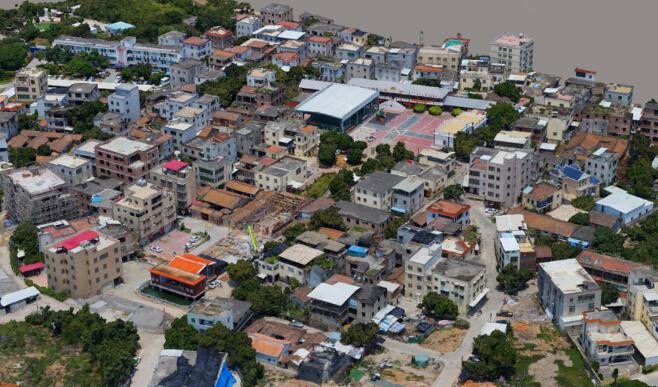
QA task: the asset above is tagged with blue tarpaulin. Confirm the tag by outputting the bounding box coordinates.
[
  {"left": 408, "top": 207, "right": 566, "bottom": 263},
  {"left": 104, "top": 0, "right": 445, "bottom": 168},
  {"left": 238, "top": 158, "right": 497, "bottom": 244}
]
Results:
[{"left": 348, "top": 245, "right": 368, "bottom": 257}]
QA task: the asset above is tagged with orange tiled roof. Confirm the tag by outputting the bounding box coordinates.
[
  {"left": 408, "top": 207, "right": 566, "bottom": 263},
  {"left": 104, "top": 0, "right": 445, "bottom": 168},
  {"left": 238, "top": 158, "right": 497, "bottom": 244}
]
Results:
[
  {"left": 508, "top": 207, "right": 577, "bottom": 238},
  {"left": 528, "top": 182, "right": 558, "bottom": 201},
  {"left": 427, "top": 199, "right": 470, "bottom": 217},
  {"left": 265, "top": 145, "right": 285, "bottom": 154},
  {"left": 308, "top": 36, "right": 332, "bottom": 44},
  {"left": 183, "top": 36, "right": 208, "bottom": 46},
  {"left": 273, "top": 52, "right": 298, "bottom": 62},
  {"left": 169, "top": 254, "right": 214, "bottom": 274},
  {"left": 249, "top": 332, "right": 289, "bottom": 357},
  {"left": 576, "top": 250, "right": 644, "bottom": 275},
  {"left": 150, "top": 265, "right": 205, "bottom": 286}
]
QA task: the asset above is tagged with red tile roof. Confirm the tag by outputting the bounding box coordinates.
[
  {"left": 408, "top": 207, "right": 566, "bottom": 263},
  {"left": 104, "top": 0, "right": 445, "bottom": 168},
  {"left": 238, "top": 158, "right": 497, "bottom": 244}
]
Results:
[
  {"left": 163, "top": 159, "right": 188, "bottom": 172},
  {"left": 183, "top": 36, "right": 209, "bottom": 46},
  {"left": 56, "top": 230, "right": 99, "bottom": 251},
  {"left": 576, "top": 250, "right": 644, "bottom": 275},
  {"left": 528, "top": 182, "right": 558, "bottom": 201},
  {"left": 19, "top": 262, "right": 45, "bottom": 273},
  {"left": 427, "top": 199, "right": 470, "bottom": 217},
  {"left": 308, "top": 36, "right": 332, "bottom": 44}
]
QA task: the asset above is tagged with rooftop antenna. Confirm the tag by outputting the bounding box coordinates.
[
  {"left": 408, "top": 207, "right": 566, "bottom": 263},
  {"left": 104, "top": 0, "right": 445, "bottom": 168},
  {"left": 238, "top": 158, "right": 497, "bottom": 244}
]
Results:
[{"left": 419, "top": 30, "right": 424, "bottom": 46}]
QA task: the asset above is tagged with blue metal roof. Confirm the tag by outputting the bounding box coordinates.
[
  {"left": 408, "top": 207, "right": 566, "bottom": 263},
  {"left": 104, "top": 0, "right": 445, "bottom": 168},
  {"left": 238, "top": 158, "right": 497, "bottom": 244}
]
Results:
[
  {"left": 562, "top": 165, "right": 584, "bottom": 181},
  {"left": 348, "top": 245, "right": 368, "bottom": 257},
  {"left": 589, "top": 175, "right": 601, "bottom": 185},
  {"left": 107, "top": 21, "right": 135, "bottom": 30}
]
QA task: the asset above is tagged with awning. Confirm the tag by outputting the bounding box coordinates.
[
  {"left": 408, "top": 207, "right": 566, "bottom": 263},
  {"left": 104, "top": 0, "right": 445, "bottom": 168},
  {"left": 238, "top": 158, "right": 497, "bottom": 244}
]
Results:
[
  {"left": 391, "top": 207, "right": 407, "bottom": 214},
  {"left": 256, "top": 273, "right": 267, "bottom": 280},
  {"left": 287, "top": 180, "right": 304, "bottom": 189},
  {"left": 469, "top": 288, "right": 490, "bottom": 308}
]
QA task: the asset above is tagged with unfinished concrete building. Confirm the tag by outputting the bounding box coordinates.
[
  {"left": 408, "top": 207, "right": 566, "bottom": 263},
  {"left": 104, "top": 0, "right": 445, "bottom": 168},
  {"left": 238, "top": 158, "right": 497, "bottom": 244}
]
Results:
[{"left": 3, "top": 167, "right": 79, "bottom": 224}]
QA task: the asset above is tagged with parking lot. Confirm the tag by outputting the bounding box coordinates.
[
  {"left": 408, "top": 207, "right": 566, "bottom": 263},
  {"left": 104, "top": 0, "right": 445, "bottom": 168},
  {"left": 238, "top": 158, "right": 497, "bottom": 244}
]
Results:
[{"left": 145, "top": 230, "right": 203, "bottom": 262}]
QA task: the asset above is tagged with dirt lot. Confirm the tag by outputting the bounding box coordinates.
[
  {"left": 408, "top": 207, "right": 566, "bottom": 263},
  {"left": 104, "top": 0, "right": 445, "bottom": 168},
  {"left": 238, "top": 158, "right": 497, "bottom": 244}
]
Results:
[
  {"left": 420, "top": 327, "right": 466, "bottom": 353},
  {"left": 365, "top": 348, "right": 441, "bottom": 386}
]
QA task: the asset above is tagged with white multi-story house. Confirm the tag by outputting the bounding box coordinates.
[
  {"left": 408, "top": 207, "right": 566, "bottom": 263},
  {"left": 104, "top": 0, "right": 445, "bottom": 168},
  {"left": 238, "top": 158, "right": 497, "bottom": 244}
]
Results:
[
  {"left": 108, "top": 84, "right": 140, "bottom": 122},
  {"left": 255, "top": 157, "right": 309, "bottom": 192},
  {"left": 236, "top": 15, "right": 262, "bottom": 37},
  {"left": 538, "top": 259, "right": 601, "bottom": 330},
  {"left": 307, "top": 36, "right": 333, "bottom": 57},
  {"left": 47, "top": 154, "right": 93, "bottom": 186},
  {"left": 417, "top": 46, "right": 461, "bottom": 71},
  {"left": 584, "top": 147, "right": 618, "bottom": 186},
  {"left": 345, "top": 58, "right": 373, "bottom": 82},
  {"left": 335, "top": 43, "right": 364, "bottom": 61},
  {"left": 489, "top": 32, "right": 534, "bottom": 73},
  {"left": 466, "top": 146, "right": 536, "bottom": 208},
  {"left": 580, "top": 309, "right": 634, "bottom": 367},
  {"left": 352, "top": 171, "right": 404, "bottom": 211},
  {"left": 182, "top": 36, "right": 212, "bottom": 60},
  {"left": 404, "top": 243, "right": 488, "bottom": 313}
]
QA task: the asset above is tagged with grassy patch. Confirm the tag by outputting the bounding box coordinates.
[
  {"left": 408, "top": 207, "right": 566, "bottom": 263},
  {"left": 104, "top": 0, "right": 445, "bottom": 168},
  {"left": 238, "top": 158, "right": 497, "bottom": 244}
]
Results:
[
  {"left": 510, "top": 355, "right": 542, "bottom": 387},
  {"left": 141, "top": 285, "right": 192, "bottom": 306},
  {"left": 351, "top": 226, "right": 369, "bottom": 233},
  {"left": 303, "top": 173, "right": 335, "bottom": 198},
  {"left": 556, "top": 348, "right": 594, "bottom": 387},
  {"left": 349, "top": 368, "right": 364, "bottom": 382}
]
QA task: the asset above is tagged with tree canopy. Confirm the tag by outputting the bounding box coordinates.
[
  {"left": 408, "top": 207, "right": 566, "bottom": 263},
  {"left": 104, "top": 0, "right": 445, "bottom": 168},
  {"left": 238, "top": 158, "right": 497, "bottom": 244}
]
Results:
[
  {"left": 571, "top": 196, "right": 595, "bottom": 211},
  {"left": 496, "top": 264, "right": 532, "bottom": 292},
  {"left": 420, "top": 292, "right": 458, "bottom": 320},
  {"left": 443, "top": 184, "right": 464, "bottom": 200},
  {"left": 0, "top": 37, "right": 28, "bottom": 71},
  {"left": 568, "top": 212, "right": 590, "bottom": 225},
  {"left": 493, "top": 81, "right": 521, "bottom": 102},
  {"left": 341, "top": 322, "right": 378, "bottom": 347},
  {"left": 310, "top": 207, "right": 346, "bottom": 231},
  {"left": 329, "top": 169, "right": 355, "bottom": 201},
  {"left": 600, "top": 281, "right": 619, "bottom": 305},
  {"left": 463, "top": 331, "right": 517, "bottom": 381}
]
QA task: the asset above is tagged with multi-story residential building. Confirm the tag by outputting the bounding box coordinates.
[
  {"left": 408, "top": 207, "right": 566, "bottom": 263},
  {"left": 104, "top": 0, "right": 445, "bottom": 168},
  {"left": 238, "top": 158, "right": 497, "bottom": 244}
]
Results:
[
  {"left": 363, "top": 46, "right": 387, "bottom": 64},
  {"left": 108, "top": 84, "right": 140, "bottom": 122},
  {"left": 375, "top": 62, "right": 402, "bottom": 82},
  {"left": 187, "top": 297, "right": 253, "bottom": 331},
  {"left": 263, "top": 120, "right": 319, "bottom": 158},
  {"left": 182, "top": 36, "right": 212, "bottom": 60},
  {"left": 307, "top": 279, "right": 388, "bottom": 330},
  {"left": 255, "top": 157, "right": 309, "bottom": 192},
  {"left": 335, "top": 43, "right": 364, "bottom": 61},
  {"left": 0, "top": 111, "right": 19, "bottom": 139},
  {"left": 538, "top": 259, "right": 601, "bottom": 330},
  {"left": 580, "top": 309, "right": 634, "bottom": 366},
  {"left": 391, "top": 176, "right": 424, "bottom": 215},
  {"left": 204, "top": 26, "right": 234, "bottom": 49},
  {"left": 489, "top": 32, "right": 534, "bottom": 72},
  {"left": 549, "top": 164, "right": 600, "bottom": 200},
  {"left": 54, "top": 36, "right": 182, "bottom": 73},
  {"left": 44, "top": 230, "right": 121, "bottom": 298},
  {"left": 170, "top": 59, "right": 207, "bottom": 90},
  {"left": 595, "top": 186, "right": 654, "bottom": 226},
  {"left": 14, "top": 68, "right": 47, "bottom": 101},
  {"left": 493, "top": 130, "right": 533, "bottom": 150},
  {"left": 418, "top": 148, "right": 456, "bottom": 174},
  {"left": 459, "top": 70, "right": 495, "bottom": 94},
  {"left": 278, "top": 40, "right": 307, "bottom": 60},
  {"left": 352, "top": 171, "right": 404, "bottom": 211},
  {"left": 236, "top": 84, "right": 285, "bottom": 108},
  {"left": 195, "top": 157, "right": 232, "bottom": 188},
  {"left": 513, "top": 116, "right": 548, "bottom": 144},
  {"left": 345, "top": 58, "right": 374, "bottom": 82},
  {"left": 404, "top": 243, "right": 488, "bottom": 313},
  {"left": 576, "top": 249, "right": 645, "bottom": 292},
  {"left": 627, "top": 267, "right": 658, "bottom": 338},
  {"left": 259, "top": 3, "right": 293, "bottom": 24},
  {"left": 158, "top": 30, "right": 186, "bottom": 46},
  {"left": 236, "top": 15, "right": 262, "bottom": 37},
  {"left": 159, "top": 91, "right": 197, "bottom": 120},
  {"left": 307, "top": 36, "right": 333, "bottom": 57},
  {"left": 412, "top": 65, "right": 444, "bottom": 82},
  {"left": 256, "top": 243, "right": 326, "bottom": 286},
  {"left": 112, "top": 180, "right": 177, "bottom": 244},
  {"left": 47, "top": 154, "right": 93, "bottom": 186},
  {"left": 163, "top": 108, "right": 209, "bottom": 149},
  {"left": 576, "top": 104, "right": 633, "bottom": 137},
  {"left": 95, "top": 136, "right": 159, "bottom": 183},
  {"left": 497, "top": 232, "right": 535, "bottom": 272},
  {"left": 426, "top": 199, "right": 470, "bottom": 226},
  {"left": 385, "top": 47, "right": 417, "bottom": 69},
  {"left": 335, "top": 201, "right": 392, "bottom": 234},
  {"left": 605, "top": 83, "right": 634, "bottom": 106},
  {"left": 521, "top": 182, "right": 561, "bottom": 214},
  {"left": 640, "top": 101, "right": 658, "bottom": 143},
  {"left": 2, "top": 167, "right": 79, "bottom": 224},
  {"left": 67, "top": 83, "right": 100, "bottom": 105},
  {"left": 466, "top": 147, "right": 535, "bottom": 208},
  {"left": 417, "top": 46, "right": 460, "bottom": 71},
  {"left": 584, "top": 147, "right": 618, "bottom": 186},
  {"left": 208, "top": 49, "right": 236, "bottom": 70},
  {"left": 148, "top": 160, "right": 197, "bottom": 215}
]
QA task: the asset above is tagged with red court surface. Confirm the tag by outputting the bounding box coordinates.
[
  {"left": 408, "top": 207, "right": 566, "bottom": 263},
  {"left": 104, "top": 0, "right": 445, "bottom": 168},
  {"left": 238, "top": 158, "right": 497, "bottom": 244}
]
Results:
[{"left": 350, "top": 110, "right": 451, "bottom": 154}]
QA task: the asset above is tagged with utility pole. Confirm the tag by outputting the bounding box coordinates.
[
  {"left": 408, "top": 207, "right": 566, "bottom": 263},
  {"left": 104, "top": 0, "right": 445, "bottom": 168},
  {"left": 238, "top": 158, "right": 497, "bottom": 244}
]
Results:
[{"left": 419, "top": 30, "right": 424, "bottom": 46}]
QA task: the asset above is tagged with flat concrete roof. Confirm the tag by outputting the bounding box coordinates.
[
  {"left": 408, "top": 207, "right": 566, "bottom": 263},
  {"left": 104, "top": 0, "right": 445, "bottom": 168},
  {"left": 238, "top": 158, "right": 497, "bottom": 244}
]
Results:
[
  {"left": 48, "top": 154, "right": 89, "bottom": 169},
  {"left": 9, "top": 168, "right": 66, "bottom": 195},
  {"left": 98, "top": 136, "right": 153, "bottom": 155}
]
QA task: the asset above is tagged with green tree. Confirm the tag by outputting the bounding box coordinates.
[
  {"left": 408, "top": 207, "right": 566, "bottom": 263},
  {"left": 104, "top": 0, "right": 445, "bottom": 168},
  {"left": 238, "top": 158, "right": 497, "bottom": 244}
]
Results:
[
  {"left": 594, "top": 227, "right": 625, "bottom": 256},
  {"left": 283, "top": 223, "right": 306, "bottom": 244},
  {"left": 568, "top": 212, "right": 590, "bottom": 225},
  {"left": 420, "top": 292, "right": 458, "bottom": 320},
  {"left": 428, "top": 106, "right": 442, "bottom": 116},
  {"left": 8, "top": 147, "right": 36, "bottom": 168},
  {"left": 346, "top": 147, "right": 363, "bottom": 165},
  {"left": 329, "top": 169, "right": 354, "bottom": 201},
  {"left": 358, "top": 158, "right": 380, "bottom": 175},
  {"left": 341, "top": 322, "right": 378, "bottom": 347},
  {"left": 392, "top": 141, "right": 414, "bottom": 162},
  {"left": 36, "top": 144, "right": 52, "bottom": 156},
  {"left": 493, "top": 81, "right": 521, "bottom": 102},
  {"left": 164, "top": 317, "right": 200, "bottom": 350},
  {"left": 310, "top": 207, "right": 346, "bottom": 231},
  {"left": 486, "top": 102, "right": 520, "bottom": 132},
  {"left": 227, "top": 260, "right": 256, "bottom": 284},
  {"left": 451, "top": 108, "right": 463, "bottom": 117},
  {"left": 318, "top": 142, "right": 337, "bottom": 167},
  {"left": 463, "top": 331, "right": 517, "bottom": 381},
  {"left": 413, "top": 103, "right": 426, "bottom": 113},
  {"left": 384, "top": 216, "right": 408, "bottom": 239},
  {"left": 65, "top": 101, "right": 108, "bottom": 134},
  {"left": 496, "top": 264, "right": 532, "bottom": 292},
  {"left": 198, "top": 64, "right": 247, "bottom": 106},
  {"left": 232, "top": 278, "right": 286, "bottom": 316},
  {"left": 0, "top": 37, "right": 28, "bottom": 71},
  {"left": 443, "top": 184, "right": 464, "bottom": 200},
  {"left": 626, "top": 158, "right": 657, "bottom": 200},
  {"left": 551, "top": 242, "right": 582, "bottom": 260},
  {"left": 571, "top": 196, "right": 595, "bottom": 211},
  {"left": 600, "top": 282, "right": 619, "bottom": 305}
]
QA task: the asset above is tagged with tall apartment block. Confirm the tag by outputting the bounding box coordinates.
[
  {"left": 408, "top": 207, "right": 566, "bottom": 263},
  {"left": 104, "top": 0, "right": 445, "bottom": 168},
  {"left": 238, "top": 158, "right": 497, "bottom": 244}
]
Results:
[
  {"left": 112, "top": 180, "right": 177, "bottom": 245},
  {"left": 466, "top": 147, "right": 535, "bottom": 208},
  {"left": 2, "top": 167, "right": 79, "bottom": 224},
  {"left": 489, "top": 32, "right": 534, "bottom": 73},
  {"left": 259, "top": 3, "right": 293, "bottom": 24},
  {"left": 108, "top": 84, "right": 141, "bottom": 122},
  {"left": 95, "top": 136, "right": 159, "bottom": 183},
  {"left": 45, "top": 230, "right": 122, "bottom": 298},
  {"left": 148, "top": 160, "right": 197, "bottom": 215},
  {"left": 14, "top": 68, "right": 48, "bottom": 101}
]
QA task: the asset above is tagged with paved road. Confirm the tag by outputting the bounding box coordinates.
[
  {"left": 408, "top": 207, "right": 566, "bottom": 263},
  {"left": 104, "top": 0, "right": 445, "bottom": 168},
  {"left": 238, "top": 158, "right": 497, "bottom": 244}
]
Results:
[
  {"left": 131, "top": 330, "right": 165, "bottom": 387},
  {"left": 382, "top": 337, "right": 442, "bottom": 357},
  {"left": 183, "top": 217, "right": 229, "bottom": 255},
  {"left": 428, "top": 199, "right": 506, "bottom": 386}
]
